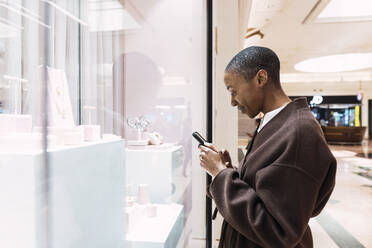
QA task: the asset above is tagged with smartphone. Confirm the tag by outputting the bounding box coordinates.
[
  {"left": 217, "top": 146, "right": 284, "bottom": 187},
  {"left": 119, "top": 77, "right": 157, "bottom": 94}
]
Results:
[{"left": 192, "top": 131, "right": 207, "bottom": 146}]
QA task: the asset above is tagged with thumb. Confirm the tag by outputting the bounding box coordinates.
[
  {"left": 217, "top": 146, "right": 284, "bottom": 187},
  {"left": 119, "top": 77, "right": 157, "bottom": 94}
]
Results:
[{"left": 204, "top": 142, "right": 218, "bottom": 153}]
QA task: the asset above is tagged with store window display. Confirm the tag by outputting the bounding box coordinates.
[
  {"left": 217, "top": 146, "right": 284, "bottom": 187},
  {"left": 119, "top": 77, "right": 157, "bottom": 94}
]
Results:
[{"left": 0, "top": 0, "right": 204, "bottom": 247}]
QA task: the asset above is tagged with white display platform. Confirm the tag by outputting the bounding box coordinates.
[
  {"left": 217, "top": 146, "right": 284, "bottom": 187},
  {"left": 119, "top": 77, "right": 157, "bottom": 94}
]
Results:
[
  {"left": 0, "top": 114, "right": 32, "bottom": 134},
  {"left": 126, "top": 204, "right": 184, "bottom": 248},
  {"left": 0, "top": 140, "right": 126, "bottom": 248},
  {"left": 125, "top": 144, "right": 184, "bottom": 203}
]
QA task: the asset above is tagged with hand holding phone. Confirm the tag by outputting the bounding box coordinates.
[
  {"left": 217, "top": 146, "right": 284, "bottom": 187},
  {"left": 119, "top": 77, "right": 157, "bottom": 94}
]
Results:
[{"left": 193, "top": 131, "right": 233, "bottom": 169}]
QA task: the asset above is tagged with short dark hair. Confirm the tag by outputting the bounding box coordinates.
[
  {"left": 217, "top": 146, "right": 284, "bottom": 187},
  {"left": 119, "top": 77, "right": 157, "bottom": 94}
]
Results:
[{"left": 225, "top": 46, "right": 280, "bottom": 85}]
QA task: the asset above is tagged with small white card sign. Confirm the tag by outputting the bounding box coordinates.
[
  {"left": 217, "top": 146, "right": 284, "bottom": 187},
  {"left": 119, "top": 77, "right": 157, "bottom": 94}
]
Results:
[{"left": 47, "top": 67, "right": 75, "bottom": 127}]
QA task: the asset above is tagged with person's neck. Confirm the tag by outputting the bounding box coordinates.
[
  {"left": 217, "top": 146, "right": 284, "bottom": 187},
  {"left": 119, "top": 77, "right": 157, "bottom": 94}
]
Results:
[{"left": 262, "top": 88, "right": 291, "bottom": 114}]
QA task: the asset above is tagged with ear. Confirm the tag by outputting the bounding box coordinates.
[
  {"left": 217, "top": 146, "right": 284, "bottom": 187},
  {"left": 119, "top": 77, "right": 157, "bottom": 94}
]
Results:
[{"left": 256, "top": 69, "right": 268, "bottom": 87}]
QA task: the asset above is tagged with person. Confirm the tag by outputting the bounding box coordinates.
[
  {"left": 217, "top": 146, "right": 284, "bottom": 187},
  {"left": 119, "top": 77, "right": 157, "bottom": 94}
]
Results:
[{"left": 198, "top": 46, "right": 337, "bottom": 248}]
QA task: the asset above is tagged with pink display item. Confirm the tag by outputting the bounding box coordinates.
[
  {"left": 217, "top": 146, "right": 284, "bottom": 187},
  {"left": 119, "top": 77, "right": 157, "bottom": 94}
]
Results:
[
  {"left": 145, "top": 204, "right": 157, "bottom": 218},
  {"left": 0, "top": 114, "right": 32, "bottom": 134},
  {"left": 0, "top": 133, "right": 57, "bottom": 152},
  {"left": 37, "top": 126, "right": 84, "bottom": 146},
  {"left": 138, "top": 184, "right": 150, "bottom": 205},
  {"left": 62, "top": 130, "right": 84, "bottom": 145},
  {"left": 126, "top": 196, "right": 135, "bottom": 207},
  {"left": 81, "top": 125, "right": 101, "bottom": 141},
  {"left": 15, "top": 115, "right": 32, "bottom": 133},
  {"left": 125, "top": 212, "right": 130, "bottom": 234}
]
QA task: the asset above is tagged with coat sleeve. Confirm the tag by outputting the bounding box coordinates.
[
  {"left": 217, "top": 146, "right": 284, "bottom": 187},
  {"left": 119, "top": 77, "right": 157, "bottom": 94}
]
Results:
[
  {"left": 206, "top": 185, "right": 213, "bottom": 199},
  {"left": 206, "top": 164, "right": 241, "bottom": 199},
  {"left": 209, "top": 120, "right": 336, "bottom": 248}
]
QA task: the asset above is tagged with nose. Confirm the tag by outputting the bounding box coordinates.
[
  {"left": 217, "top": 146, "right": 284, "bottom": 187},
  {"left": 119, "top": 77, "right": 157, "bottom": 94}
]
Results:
[{"left": 231, "top": 96, "right": 238, "bottom": 107}]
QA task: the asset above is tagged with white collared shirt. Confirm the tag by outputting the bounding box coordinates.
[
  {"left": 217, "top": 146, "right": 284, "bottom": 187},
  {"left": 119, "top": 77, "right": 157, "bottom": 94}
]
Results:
[{"left": 257, "top": 103, "right": 289, "bottom": 133}]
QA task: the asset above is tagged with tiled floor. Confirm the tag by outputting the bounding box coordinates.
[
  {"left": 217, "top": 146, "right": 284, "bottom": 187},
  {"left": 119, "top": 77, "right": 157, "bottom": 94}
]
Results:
[
  {"left": 318, "top": 142, "right": 372, "bottom": 248},
  {"left": 188, "top": 141, "right": 372, "bottom": 248}
]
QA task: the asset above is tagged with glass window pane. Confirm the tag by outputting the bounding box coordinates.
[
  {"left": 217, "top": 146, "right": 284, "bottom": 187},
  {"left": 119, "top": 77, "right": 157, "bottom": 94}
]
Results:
[
  {"left": 1, "top": 0, "right": 205, "bottom": 247},
  {"left": 80, "top": 0, "right": 205, "bottom": 246}
]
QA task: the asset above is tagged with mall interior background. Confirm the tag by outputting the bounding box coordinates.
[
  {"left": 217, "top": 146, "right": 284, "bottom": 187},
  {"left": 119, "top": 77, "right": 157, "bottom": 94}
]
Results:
[{"left": 0, "top": 0, "right": 371, "bottom": 248}]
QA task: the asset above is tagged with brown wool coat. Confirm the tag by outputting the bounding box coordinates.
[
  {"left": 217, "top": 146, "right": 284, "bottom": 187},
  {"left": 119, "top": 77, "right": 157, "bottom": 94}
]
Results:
[{"left": 208, "top": 98, "right": 337, "bottom": 248}]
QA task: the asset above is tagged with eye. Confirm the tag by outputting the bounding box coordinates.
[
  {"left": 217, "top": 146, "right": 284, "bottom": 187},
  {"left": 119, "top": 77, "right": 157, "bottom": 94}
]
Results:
[{"left": 231, "top": 91, "right": 237, "bottom": 97}]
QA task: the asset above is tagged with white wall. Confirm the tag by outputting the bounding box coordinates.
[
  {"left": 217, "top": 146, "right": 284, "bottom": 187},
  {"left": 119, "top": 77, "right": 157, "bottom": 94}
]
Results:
[{"left": 212, "top": 0, "right": 240, "bottom": 246}]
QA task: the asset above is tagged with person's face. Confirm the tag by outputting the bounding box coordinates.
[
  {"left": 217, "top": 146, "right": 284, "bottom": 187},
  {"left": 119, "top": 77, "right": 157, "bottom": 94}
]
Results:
[{"left": 224, "top": 71, "right": 264, "bottom": 118}]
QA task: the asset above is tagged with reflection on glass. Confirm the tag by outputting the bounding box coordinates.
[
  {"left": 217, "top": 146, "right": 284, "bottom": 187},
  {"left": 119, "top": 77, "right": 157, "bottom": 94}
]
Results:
[{"left": 1, "top": 0, "right": 202, "bottom": 247}]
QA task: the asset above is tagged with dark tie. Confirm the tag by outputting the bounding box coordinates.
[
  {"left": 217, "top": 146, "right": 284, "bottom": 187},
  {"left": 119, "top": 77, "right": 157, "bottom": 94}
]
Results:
[
  {"left": 240, "top": 119, "right": 261, "bottom": 178},
  {"left": 246, "top": 123, "right": 260, "bottom": 154}
]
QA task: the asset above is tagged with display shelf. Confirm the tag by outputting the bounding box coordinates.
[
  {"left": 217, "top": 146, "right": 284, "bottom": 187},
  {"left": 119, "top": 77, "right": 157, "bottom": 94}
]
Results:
[
  {"left": 0, "top": 133, "right": 122, "bottom": 155},
  {"left": 125, "top": 144, "right": 184, "bottom": 203},
  {"left": 126, "top": 203, "right": 184, "bottom": 248},
  {"left": 167, "top": 164, "right": 192, "bottom": 204},
  {"left": 0, "top": 140, "right": 126, "bottom": 248}
]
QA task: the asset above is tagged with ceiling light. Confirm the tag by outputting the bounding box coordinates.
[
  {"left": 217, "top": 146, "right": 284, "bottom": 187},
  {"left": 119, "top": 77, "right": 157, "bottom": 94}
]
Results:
[
  {"left": 318, "top": 0, "right": 372, "bottom": 22},
  {"left": 281, "top": 72, "right": 372, "bottom": 83},
  {"left": 295, "top": 53, "right": 372, "bottom": 73}
]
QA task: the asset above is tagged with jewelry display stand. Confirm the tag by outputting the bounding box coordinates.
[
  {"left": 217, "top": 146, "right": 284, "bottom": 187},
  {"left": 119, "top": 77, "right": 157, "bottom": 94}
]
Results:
[
  {"left": 44, "top": 67, "right": 85, "bottom": 146},
  {"left": 47, "top": 67, "right": 75, "bottom": 128},
  {"left": 125, "top": 144, "right": 184, "bottom": 203},
  {"left": 81, "top": 105, "right": 101, "bottom": 142},
  {"left": 127, "top": 116, "right": 150, "bottom": 146}
]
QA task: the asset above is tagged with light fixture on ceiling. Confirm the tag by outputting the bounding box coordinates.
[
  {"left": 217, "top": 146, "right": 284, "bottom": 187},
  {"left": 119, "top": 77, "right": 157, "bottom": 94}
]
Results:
[
  {"left": 294, "top": 53, "right": 372, "bottom": 73},
  {"left": 318, "top": 0, "right": 372, "bottom": 21},
  {"left": 303, "top": 0, "right": 372, "bottom": 24},
  {"left": 281, "top": 71, "right": 372, "bottom": 83}
]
